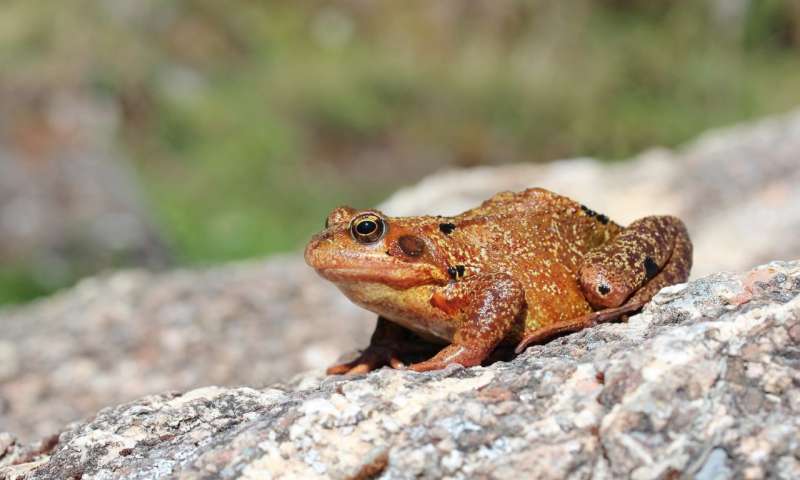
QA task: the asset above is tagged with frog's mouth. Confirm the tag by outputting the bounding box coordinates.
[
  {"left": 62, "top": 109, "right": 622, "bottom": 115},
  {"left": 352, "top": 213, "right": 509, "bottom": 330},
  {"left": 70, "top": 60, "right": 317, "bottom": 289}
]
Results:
[
  {"left": 316, "top": 266, "right": 444, "bottom": 290},
  {"left": 304, "top": 235, "right": 448, "bottom": 290}
]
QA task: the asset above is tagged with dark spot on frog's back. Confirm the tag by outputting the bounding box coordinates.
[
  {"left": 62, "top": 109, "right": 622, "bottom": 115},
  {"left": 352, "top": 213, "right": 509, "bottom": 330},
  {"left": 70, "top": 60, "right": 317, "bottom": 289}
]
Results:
[
  {"left": 439, "top": 222, "right": 456, "bottom": 235},
  {"left": 644, "top": 256, "right": 659, "bottom": 280},
  {"left": 580, "top": 205, "right": 597, "bottom": 218},
  {"left": 398, "top": 235, "right": 426, "bottom": 257},
  {"left": 447, "top": 265, "right": 466, "bottom": 280},
  {"left": 581, "top": 204, "right": 609, "bottom": 224}
]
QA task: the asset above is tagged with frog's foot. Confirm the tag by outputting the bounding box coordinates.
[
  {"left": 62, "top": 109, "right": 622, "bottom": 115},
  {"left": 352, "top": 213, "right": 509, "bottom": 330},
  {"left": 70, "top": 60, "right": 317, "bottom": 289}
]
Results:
[
  {"left": 513, "top": 302, "right": 643, "bottom": 354},
  {"left": 328, "top": 316, "right": 429, "bottom": 375},
  {"left": 326, "top": 346, "right": 406, "bottom": 375},
  {"left": 408, "top": 344, "right": 487, "bottom": 372}
]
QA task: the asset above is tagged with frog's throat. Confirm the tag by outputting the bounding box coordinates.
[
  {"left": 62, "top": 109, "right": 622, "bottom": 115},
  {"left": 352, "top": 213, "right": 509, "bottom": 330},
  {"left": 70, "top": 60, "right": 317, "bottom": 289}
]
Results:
[{"left": 334, "top": 282, "right": 455, "bottom": 342}]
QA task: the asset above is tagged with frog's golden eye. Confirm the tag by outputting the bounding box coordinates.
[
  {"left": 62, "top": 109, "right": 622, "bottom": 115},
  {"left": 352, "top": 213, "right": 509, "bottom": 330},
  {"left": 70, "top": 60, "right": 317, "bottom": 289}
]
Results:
[{"left": 350, "top": 213, "right": 385, "bottom": 244}]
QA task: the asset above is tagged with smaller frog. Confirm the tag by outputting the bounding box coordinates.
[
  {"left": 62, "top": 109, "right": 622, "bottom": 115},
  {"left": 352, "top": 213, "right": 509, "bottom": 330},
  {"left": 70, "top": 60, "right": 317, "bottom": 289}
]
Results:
[{"left": 305, "top": 188, "right": 692, "bottom": 374}]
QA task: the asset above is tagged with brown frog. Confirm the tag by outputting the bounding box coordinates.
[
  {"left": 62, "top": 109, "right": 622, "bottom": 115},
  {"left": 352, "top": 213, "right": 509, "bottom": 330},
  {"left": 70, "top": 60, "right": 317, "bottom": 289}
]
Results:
[{"left": 305, "top": 188, "right": 692, "bottom": 374}]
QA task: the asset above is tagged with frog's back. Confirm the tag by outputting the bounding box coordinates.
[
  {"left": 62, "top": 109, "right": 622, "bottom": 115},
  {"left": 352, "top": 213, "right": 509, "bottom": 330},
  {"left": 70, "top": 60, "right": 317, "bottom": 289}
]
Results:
[
  {"left": 454, "top": 188, "right": 621, "bottom": 341},
  {"left": 457, "top": 188, "right": 575, "bottom": 223},
  {"left": 455, "top": 188, "right": 617, "bottom": 251}
]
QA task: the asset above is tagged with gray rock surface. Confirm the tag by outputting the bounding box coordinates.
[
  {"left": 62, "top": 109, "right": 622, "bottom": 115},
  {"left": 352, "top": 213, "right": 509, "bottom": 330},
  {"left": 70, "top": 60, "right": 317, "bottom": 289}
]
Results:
[
  {"left": 0, "top": 258, "right": 371, "bottom": 442},
  {"left": 2, "top": 260, "right": 799, "bottom": 479},
  {"left": 1, "top": 108, "right": 800, "bottom": 446}
]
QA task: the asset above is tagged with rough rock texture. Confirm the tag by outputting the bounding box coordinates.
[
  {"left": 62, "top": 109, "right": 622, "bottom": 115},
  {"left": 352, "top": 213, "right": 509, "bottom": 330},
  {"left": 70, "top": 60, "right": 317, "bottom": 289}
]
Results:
[
  {"left": 0, "top": 258, "right": 371, "bottom": 441},
  {"left": 2, "top": 261, "right": 799, "bottom": 479},
  {"left": 2, "top": 109, "right": 800, "bottom": 443}
]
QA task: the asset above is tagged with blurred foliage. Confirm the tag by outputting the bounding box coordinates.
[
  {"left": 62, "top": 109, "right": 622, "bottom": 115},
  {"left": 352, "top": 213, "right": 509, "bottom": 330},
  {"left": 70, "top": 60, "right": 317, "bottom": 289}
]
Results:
[
  {"left": 2, "top": 0, "right": 800, "bottom": 303},
  {"left": 0, "top": 267, "right": 59, "bottom": 305}
]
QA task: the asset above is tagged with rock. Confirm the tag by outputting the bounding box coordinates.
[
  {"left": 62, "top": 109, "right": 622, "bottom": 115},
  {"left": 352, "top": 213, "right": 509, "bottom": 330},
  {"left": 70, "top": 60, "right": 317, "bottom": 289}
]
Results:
[
  {"left": 0, "top": 257, "right": 371, "bottom": 443},
  {"left": 2, "top": 109, "right": 800, "bottom": 444},
  {"left": 2, "top": 260, "right": 799, "bottom": 479}
]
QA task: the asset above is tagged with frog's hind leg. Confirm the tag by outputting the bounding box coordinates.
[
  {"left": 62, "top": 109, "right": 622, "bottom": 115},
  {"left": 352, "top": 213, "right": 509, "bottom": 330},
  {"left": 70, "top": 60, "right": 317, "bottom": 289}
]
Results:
[
  {"left": 514, "top": 304, "right": 642, "bottom": 354},
  {"left": 579, "top": 215, "right": 692, "bottom": 310},
  {"left": 515, "top": 216, "right": 692, "bottom": 354}
]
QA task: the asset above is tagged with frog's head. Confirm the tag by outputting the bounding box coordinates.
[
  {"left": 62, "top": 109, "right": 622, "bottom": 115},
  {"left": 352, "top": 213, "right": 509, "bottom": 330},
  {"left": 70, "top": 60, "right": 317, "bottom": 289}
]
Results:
[{"left": 305, "top": 206, "right": 451, "bottom": 290}]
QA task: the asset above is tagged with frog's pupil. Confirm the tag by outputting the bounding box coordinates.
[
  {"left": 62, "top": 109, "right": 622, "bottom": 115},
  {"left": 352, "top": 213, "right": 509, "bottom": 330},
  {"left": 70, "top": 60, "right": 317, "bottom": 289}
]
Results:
[{"left": 357, "top": 220, "right": 377, "bottom": 235}]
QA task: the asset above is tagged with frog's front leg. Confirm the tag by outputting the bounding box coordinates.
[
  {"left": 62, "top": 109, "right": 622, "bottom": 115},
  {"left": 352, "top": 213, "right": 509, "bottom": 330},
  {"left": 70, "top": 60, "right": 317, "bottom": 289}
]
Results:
[
  {"left": 327, "top": 316, "right": 416, "bottom": 375},
  {"left": 409, "top": 273, "right": 525, "bottom": 372}
]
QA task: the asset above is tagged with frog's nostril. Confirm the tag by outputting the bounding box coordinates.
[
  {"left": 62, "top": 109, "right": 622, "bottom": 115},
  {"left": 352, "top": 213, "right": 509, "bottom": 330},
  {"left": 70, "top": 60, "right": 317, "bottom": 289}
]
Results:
[{"left": 314, "top": 230, "right": 333, "bottom": 242}]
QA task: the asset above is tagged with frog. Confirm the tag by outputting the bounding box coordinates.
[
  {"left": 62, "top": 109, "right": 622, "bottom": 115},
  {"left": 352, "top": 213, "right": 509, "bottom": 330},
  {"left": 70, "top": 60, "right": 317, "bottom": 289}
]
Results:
[{"left": 304, "top": 188, "right": 692, "bottom": 374}]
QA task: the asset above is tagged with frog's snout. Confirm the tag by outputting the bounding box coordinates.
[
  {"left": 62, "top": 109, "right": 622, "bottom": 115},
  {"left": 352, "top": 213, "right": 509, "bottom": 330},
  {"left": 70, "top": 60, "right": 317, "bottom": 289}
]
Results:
[
  {"left": 304, "top": 231, "right": 328, "bottom": 268},
  {"left": 303, "top": 240, "right": 315, "bottom": 268}
]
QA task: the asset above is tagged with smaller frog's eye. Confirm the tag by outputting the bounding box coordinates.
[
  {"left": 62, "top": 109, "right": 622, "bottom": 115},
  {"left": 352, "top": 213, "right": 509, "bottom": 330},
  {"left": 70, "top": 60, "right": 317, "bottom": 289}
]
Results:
[{"left": 350, "top": 213, "right": 385, "bottom": 244}]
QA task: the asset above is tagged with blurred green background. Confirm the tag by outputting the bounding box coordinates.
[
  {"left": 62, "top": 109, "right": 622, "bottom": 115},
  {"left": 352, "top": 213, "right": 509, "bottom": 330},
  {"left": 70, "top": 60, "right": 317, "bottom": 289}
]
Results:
[{"left": 2, "top": 0, "right": 800, "bottom": 305}]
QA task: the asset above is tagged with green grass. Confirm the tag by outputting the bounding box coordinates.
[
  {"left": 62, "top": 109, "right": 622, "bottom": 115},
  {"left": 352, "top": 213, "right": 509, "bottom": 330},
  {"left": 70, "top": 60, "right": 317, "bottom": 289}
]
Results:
[
  {"left": 0, "top": 266, "right": 69, "bottom": 306},
  {"left": 3, "top": 1, "right": 800, "bottom": 303}
]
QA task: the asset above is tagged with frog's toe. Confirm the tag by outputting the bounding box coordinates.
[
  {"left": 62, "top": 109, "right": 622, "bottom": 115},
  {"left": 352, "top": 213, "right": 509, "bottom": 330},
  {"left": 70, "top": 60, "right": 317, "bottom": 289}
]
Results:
[
  {"left": 326, "top": 362, "right": 361, "bottom": 375},
  {"left": 344, "top": 363, "right": 372, "bottom": 375},
  {"left": 408, "top": 359, "right": 446, "bottom": 372},
  {"left": 326, "top": 347, "right": 406, "bottom": 375},
  {"left": 388, "top": 356, "right": 406, "bottom": 369},
  {"left": 408, "top": 344, "right": 487, "bottom": 372},
  {"left": 326, "top": 360, "right": 378, "bottom": 375}
]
